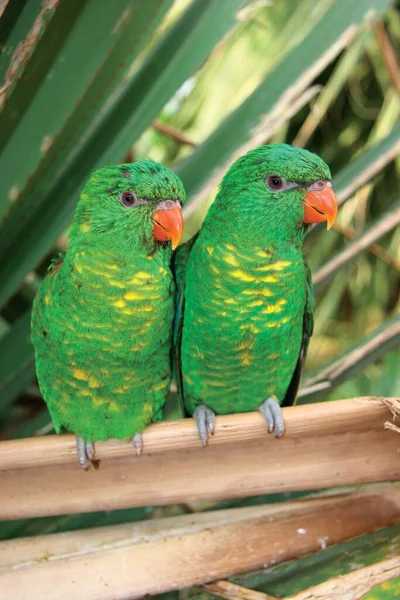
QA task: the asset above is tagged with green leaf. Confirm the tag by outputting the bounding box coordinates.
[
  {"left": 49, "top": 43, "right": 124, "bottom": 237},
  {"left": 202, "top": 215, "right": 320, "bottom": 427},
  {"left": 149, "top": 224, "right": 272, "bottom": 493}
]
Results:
[
  {"left": 178, "top": 0, "right": 393, "bottom": 215},
  {"left": 0, "top": 310, "right": 34, "bottom": 419},
  {"left": 0, "top": 0, "right": 243, "bottom": 308}
]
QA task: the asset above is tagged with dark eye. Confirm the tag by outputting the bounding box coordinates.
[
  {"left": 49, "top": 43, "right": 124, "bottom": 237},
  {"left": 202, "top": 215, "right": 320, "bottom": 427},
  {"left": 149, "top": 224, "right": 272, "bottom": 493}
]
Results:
[
  {"left": 265, "top": 175, "right": 284, "bottom": 190},
  {"left": 120, "top": 191, "right": 138, "bottom": 207}
]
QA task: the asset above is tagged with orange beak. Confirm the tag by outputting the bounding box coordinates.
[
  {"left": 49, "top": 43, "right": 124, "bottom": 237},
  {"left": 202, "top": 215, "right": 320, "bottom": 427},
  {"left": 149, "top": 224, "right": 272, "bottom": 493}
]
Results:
[
  {"left": 303, "top": 185, "right": 338, "bottom": 230},
  {"left": 152, "top": 202, "right": 183, "bottom": 250}
]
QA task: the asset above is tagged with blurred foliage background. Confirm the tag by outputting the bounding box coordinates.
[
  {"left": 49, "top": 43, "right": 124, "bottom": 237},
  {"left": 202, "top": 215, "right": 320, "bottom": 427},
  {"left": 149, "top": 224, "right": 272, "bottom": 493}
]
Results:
[{"left": 0, "top": 0, "right": 399, "bottom": 596}]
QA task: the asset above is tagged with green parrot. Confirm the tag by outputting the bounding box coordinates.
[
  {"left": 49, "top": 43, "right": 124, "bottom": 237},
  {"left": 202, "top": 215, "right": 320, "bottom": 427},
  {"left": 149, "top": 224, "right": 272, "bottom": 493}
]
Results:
[
  {"left": 31, "top": 160, "right": 185, "bottom": 468},
  {"left": 174, "top": 144, "right": 337, "bottom": 445}
]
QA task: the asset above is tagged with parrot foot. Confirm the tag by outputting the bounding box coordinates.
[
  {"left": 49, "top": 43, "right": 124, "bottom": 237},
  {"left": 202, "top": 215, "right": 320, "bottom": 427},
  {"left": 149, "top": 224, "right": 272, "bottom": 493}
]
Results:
[
  {"left": 76, "top": 436, "right": 95, "bottom": 470},
  {"left": 259, "top": 396, "right": 285, "bottom": 438},
  {"left": 193, "top": 405, "right": 215, "bottom": 448},
  {"left": 132, "top": 433, "right": 143, "bottom": 456}
]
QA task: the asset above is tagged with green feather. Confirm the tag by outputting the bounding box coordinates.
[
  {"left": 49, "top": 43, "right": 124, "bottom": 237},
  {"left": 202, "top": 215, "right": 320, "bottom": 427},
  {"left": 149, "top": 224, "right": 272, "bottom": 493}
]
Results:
[{"left": 31, "top": 160, "right": 185, "bottom": 441}]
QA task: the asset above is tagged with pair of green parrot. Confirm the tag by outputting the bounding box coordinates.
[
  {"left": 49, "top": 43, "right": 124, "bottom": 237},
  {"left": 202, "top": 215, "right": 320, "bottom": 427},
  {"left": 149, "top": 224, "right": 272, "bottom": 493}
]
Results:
[{"left": 31, "top": 145, "right": 337, "bottom": 468}]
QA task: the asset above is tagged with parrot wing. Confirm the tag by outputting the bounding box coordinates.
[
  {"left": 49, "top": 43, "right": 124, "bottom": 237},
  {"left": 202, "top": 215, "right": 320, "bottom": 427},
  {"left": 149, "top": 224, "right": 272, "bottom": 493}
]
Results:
[
  {"left": 282, "top": 260, "right": 314, "bottom": 407},
  {"left": 172, "top": 235, "right": 198, "bottom": 414}
]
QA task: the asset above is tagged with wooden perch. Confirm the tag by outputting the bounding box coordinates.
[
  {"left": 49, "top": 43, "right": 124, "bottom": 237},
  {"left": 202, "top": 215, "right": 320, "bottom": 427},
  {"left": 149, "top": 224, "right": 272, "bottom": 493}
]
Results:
[
  {"left": 0, "top": 483, "right": 400, "bottom": 600},
  {"left": 0, "top": 397, "right": 399, "bottom": 521}
]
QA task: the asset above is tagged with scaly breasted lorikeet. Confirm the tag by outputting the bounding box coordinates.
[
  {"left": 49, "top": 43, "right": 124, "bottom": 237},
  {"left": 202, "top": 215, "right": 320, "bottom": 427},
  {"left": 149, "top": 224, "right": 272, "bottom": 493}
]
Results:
[
  {"left": 32, "top": 160, "right": 185, "bottom": 467},
  {"left": 174, "top": 144, "right": 337, "bottom": 445}
]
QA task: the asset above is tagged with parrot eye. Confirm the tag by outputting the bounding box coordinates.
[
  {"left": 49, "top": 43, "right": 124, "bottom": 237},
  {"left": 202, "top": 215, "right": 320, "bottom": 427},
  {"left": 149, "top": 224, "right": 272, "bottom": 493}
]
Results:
[
  {"left": 120, "top": 191, "right": 138, "bottom": 207},
  {"left": 265, "top": 175, "right": 284, "bottom": 190}
]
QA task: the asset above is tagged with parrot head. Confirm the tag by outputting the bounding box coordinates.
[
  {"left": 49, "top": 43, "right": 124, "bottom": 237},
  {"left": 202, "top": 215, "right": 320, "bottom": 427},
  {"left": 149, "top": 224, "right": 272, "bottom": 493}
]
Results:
[
  {"left": 212, "top": 144, "right": 337, "bottom": 238},
  {"left": 72, "top": 160, "right": 185, "bottom": 252}
]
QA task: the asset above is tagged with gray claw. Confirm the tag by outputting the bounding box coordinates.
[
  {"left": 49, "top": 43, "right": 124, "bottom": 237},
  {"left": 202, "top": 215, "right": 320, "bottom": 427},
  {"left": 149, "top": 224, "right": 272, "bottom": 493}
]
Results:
[
  {"left": 132, "top": 432, "right": 143, "bottom": 456},
  {"left": 259, "top": 396, "right": 285, "bottom": 438},
  {"left": 76, "top": 436, "right": 95, "bottom": 470},
  {"left": 194, "top": 405, "right": 215, "bottom": 447}
]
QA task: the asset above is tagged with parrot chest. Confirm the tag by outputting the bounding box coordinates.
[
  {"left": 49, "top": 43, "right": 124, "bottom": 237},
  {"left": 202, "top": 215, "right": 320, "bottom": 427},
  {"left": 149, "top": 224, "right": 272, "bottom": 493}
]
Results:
[
  {"left": 182, "top": 243, "right": 306, "bottom": 411},
  {"left": 32, "top": 249, "right": 175, "bottom": 439},
  {"left": 57, "top": 250, "right": 174, "bottom": 356}
]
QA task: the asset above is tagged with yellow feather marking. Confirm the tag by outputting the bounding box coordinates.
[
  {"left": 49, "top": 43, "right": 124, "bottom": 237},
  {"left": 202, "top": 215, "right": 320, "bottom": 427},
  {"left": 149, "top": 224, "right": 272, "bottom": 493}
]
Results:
[
  {"left": 224, "top": 298, "right": 236, "bottom": 304},
  {"left": 122, "top": 308, "right": 134, "bottom": 315},
  {"left": 44, "top": 295, "right": 50, "bottom": 305},
  {"left": 159, "top": 267, "right": 168, "bottom": 275},
  {"left": 230, "top": 269, "right": 255, "bottom": 282},
  {"left": 66, "top": 349, "right": 73, "bottom": 356},
  {"left": 242, "top": 288, "right": 273, "bottom": 297},
  {"left": 183, "top": 374, "right": 194, "bottom": 385},
  {"left": 142, "top": 402, "right": 154, "bottom": 416},
  {"left": 67, "top": 380, "right": 79, "bottom": 389},
  {"left": 73, "top": 369, "right": 88, "bottom": 381},
  {"left": 238, "top": 339, "right": 255, "bottom": 351},
  {"left": 92, "top": 397, "right": 108, "bottom": 407},
  {"left": 80, "top": 389, "right": 91, "bottom": 397},
  {"left": 207, "top": 246, "right": 215, "bottom": 256},
  {"left": 225, "top": 243, "right": 235, "bottom": 251},
  {"left": 136, "top": 271, "right": 151, "bottom": 279},
  {"left": 260, "top": 275, "right": 278, "bottom": 283},
  {"left": 281, "top": 317, "right": 290, "bottom": 324},
  {"left": 88, "top": 376, "right": 101, "bottom": 389},
  {"left": 255, "top": 261, "right": 291, "bottom": 271},
  {"left": 124, "top": 291, "right": 143, "bottom": 300},
  {"left": 240, "top": 324, "right": 260, "bottom": 334},
  {"left": 241, "top": 355, "right": 252, "bottom": 366},
  {"left": 108, "top": 280, "right": 125, "bottom": 289},
  {"left": 130, "top": 342, "right": 147, "bottom": 351},
  {"left": 75, "top": 264, "right": 83, "bottom": 274},
  {"left": 248, "top": 299, "right": 263, "bottom": 307},
  {"left": 108, "top": 401, "right": 120, "bottom": 412},
  {"left": 114, "top": 387, "right": 126, "bottom": 394},
  {"left": 269, "top": 353, "right": 279, "bottom": 359},
  {"left": 256, "top": 249, "right": 273, "bottom": 258},
  {"left": 223, "top": 254, "right": 239, "bottom": 267},
  {"left": 113, "top": 299, "right": 126, "bottom": 308},
  {"left": 102, "top": 263, "right": 119, "bottom": 271},
  {"left": 205, "top": 380, "right": 226, "bottom": 387},
  {"left": 210, "top": 264, "right": 220, "bottom": 274},
  {"left": 152, "top": 381, "right": 166, "bottom": 392},
  {"left": 79, "top": 223, "right": 90, "bottom": 233},
  {"left": 262, "top": 303, "right": 283, "bottom": 314}
]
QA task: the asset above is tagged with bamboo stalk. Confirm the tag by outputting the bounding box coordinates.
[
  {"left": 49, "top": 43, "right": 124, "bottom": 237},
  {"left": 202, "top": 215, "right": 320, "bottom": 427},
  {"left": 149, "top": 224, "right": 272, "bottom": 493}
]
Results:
[
  {"left": 0, "top": 397, "right": 391, "bottom": 471},
  {"left": 0, "top": 398, "right": 399, "bottom": 521},
  {"left": 0, "top": 484, "right": 400, "bottom": 600},
  {"left": 313, "top": 204, "right": 400, "bottom": 289},
  {"left": 205, "top": 556, "right": 400, "bottom": 600}
]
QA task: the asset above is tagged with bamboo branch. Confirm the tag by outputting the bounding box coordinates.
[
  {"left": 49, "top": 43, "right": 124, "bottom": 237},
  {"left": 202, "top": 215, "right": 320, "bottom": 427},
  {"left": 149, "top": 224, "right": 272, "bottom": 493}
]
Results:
[
  {"left": 299, "top": 318, "right": 400, "bottom": 400},
  {"left": 0, "top": 398, "right": 399, "bottom": 521},
  {"left": 332, "top": 221, "right": 400, "bottom": 272},
  {"left": 313, "top": 204, "right": 400, "bottom": 290},
  {"left": 204, "top": 581, "right": 277, "bottom": 600},
  {"left": 374, "top": 22, "right": 400, "bottom": 97},
  {"left": 205, "top": 556, "right": 400, "bottom": 600},
  {"left": 0, "top": 484, "right": 400, "bottom": 600},
  {"left": 153, "top": 118, "right": 197, "bottom": 147}
]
